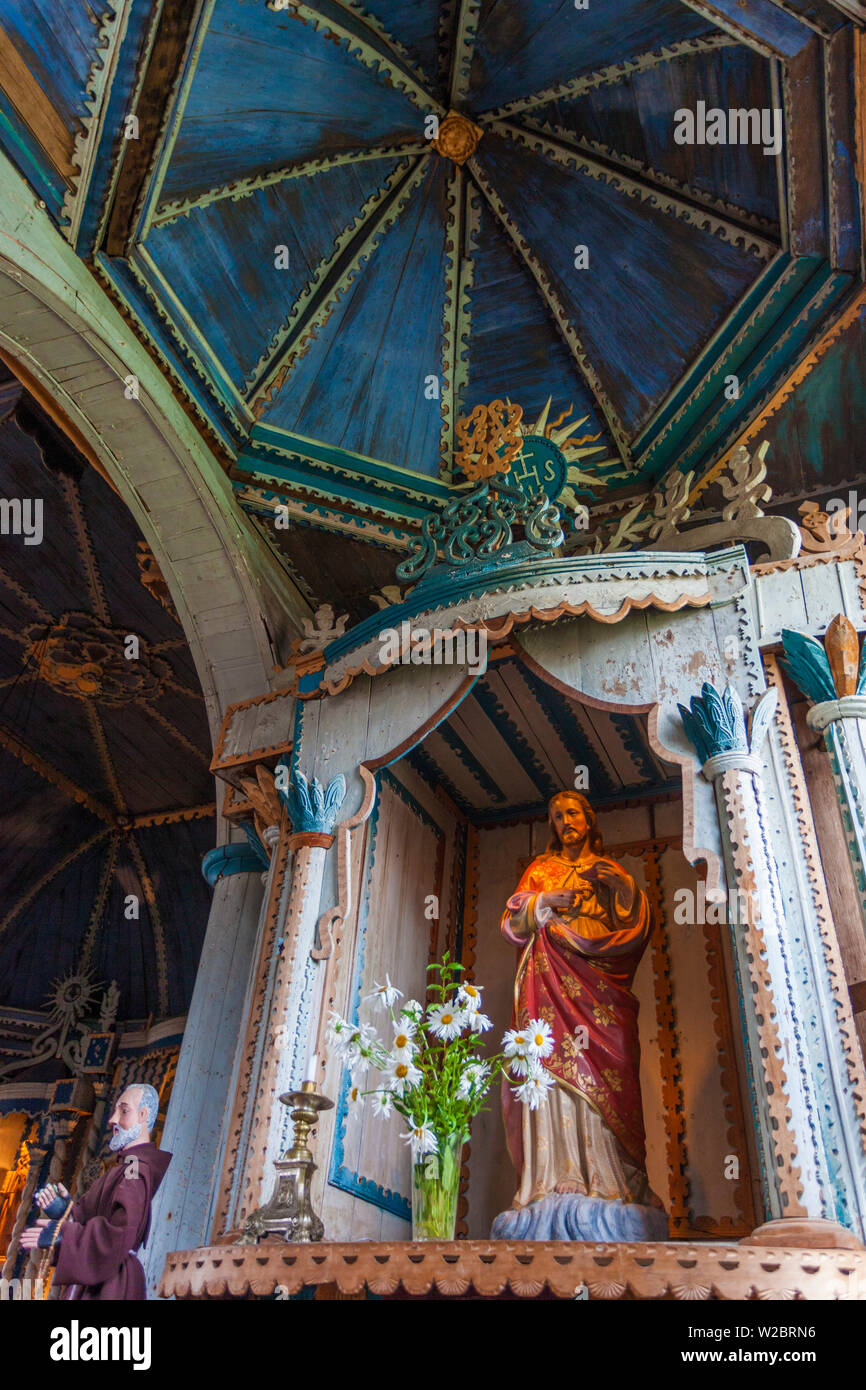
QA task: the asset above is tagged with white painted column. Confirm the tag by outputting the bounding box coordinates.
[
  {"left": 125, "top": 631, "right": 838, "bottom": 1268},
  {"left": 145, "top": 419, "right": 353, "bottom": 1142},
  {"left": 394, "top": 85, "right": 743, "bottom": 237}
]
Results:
[
  {"left": 144, "top": 862, "right": 266, "bottom": 1296},
  {"left": 808, "top": 697, "right": 866, "bottom": 931}
]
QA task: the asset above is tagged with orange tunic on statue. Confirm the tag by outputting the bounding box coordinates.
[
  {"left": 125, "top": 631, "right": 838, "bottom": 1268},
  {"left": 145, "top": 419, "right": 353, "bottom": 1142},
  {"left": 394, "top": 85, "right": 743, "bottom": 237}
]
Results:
[{"left": 500, "top": 852, "right": 654, "bottom": 1176}]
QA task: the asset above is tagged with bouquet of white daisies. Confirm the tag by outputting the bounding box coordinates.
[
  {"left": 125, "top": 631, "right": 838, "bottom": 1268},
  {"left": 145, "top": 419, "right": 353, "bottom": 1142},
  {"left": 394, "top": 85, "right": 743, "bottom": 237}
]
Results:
[{"left": 326, "top": 952, "right": 554, "bottom": 1162}]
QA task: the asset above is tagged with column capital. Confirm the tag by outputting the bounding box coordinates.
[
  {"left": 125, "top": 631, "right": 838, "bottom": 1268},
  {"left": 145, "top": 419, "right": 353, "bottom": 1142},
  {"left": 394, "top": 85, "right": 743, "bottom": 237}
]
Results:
[
  {"left": 782, "top": 612, "right": 865, "bottom": 705},
  {"left": 679, "top": 682, "right": 776, "bottom": 764},
  {"left": 702, "top": 749, "right": 765, "bottom": 780},
  {"left": 276, "top": 764, "right": 346, "bottom": 836},
  {"left": 289, "top": 831, "right": 334, "bottom": 851},
  {"left": 807, "top": 695, "right": 866, "bottom": 731}
]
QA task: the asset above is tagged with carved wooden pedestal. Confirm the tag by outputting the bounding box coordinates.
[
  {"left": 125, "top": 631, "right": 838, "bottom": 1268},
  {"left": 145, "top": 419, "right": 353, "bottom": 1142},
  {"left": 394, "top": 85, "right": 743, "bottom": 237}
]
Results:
[{"left": 160, "top": 1239, "right": 865, "bottom": 1301}]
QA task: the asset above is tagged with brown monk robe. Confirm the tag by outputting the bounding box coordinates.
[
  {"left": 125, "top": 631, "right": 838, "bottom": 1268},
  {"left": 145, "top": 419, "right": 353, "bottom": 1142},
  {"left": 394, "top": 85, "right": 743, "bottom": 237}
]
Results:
[{"left": 54, "top": 1143, "right": 171, "bottom": 1300}]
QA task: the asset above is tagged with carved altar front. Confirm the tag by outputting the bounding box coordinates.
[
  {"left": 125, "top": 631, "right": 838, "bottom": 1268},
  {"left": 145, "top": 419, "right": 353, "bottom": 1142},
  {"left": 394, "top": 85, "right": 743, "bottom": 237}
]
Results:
[{"left": 160, "top": 1238, "right": 865, "bottom": 1301}]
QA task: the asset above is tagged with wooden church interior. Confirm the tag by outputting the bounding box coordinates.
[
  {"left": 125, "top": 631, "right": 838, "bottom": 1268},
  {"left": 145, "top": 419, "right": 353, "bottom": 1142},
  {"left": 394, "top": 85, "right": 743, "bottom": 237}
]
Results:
[{"left": 0, "top": 0, "right": 865, "bottom": 1301}]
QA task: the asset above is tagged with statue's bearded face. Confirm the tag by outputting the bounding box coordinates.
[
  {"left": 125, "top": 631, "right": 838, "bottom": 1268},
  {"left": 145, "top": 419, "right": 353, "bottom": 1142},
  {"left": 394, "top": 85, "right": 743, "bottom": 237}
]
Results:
[
  {"left": 108, "top": 1087, "right": 146, "bottom": 1151},
  {"left": 550, "top": 796, "right": 589, "bottom": 848}
]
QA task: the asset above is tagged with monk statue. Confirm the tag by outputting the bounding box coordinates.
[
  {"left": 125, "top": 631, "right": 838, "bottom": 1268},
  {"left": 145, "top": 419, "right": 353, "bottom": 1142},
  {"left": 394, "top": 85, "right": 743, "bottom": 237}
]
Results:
[
  {"left": 20, "top": 1083, "right": 171, "bottom": 1298},
  {"left": 491, "top": 790, "right": 668, "bottom": 1241}
]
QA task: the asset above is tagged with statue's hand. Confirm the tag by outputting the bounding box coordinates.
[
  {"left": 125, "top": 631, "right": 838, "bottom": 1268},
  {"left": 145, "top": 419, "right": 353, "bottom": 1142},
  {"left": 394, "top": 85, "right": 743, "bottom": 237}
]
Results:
[
  {"left": 580, "top": 861, "right": 626, "bottom": 887},
  {"left": 538, "top": 890, "right": 580, "bottom": 913},
  {"left": 35, "top": 1183, "right": 71, "bottom": 1219}
]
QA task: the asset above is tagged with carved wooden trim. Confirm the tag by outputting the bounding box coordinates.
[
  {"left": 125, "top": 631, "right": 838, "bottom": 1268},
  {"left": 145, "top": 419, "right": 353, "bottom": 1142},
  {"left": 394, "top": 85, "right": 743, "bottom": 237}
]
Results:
[
  {"left": 289, "top": 831, "right": 334, "bottom": 851},
  {"left": 238, "top": 840, "right": 324, "bottom": 1223},
  {"left": 211, "top": 814, "right": 291, "bottom": 1237},
  {"left": 763, "top": 655, "right": 866, "bottom": 1148},
  {"left": 160, "top": 1238, "right": 866, "bottom": 1301},
  {"left": 211, "top": 687, "right": 295, "bottom": 769},
  {"left": 700, "top": 914, "right": 757, "bottom": 1235},
  {"left": 455, "top": 824, "right": 479, "bottom": 1239},
  {"left": 320, "top": 592, "right": 712, "bottom": 696},
  {"left": 642, "top": 847, "right": 687, "bottom": 1233},
  {"left": 718, "top": 772, "right": 808, "bottom": 1216}
]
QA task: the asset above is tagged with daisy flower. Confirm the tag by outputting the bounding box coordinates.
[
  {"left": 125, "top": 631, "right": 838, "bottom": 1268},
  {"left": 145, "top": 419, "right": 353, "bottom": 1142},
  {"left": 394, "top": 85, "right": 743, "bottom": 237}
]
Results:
[
  {"left": 457, "top": 982, "right": 483, "bottom": 1013},
  {"left": 384, "top": 1055, "right": 422, "bottom": 1096},
  {"left": 391, "top": 1024, "right": 417, "bottom": 1058},
  {"left": 513, "top": 1068, "right": 555, "bottom": 1110},
  {"left": 346, "top": 1080, "right": 365, "bottom": 1111},
  {"left": 457, "top": 1062, "right": 490, "bottom": 1100},
  {"left": 365, "top": 975, "right": 403, "bottom": 1010},
  {"left": 503, "top": 1026, "right": 532, "bottom": 1060},
  {"left": 402, "top": 999, "right": 424, "bottom": 1024},
  {"left": 402, "top": 1121, "right": 438, "bottom": 1157},
  {"left": 466, "top": 1010, "right": 493, "bottom": 1034},
  {"left": 371, "top": 1089, "right": 394, "bottom": 1119},
  {"left": 526, "top": 1018, "right": 555, "bottom": 1060},
  {"left": 326, "top": 1011, "right": 354, "bottom": 1052},
  {"left": 427, "top": 1000, "right": 466, "bottom": 1041}
]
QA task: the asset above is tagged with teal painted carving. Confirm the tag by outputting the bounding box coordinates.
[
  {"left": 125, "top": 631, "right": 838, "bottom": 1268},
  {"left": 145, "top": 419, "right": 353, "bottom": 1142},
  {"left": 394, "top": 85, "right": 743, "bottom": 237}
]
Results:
[
  {"left": 678, "top": 683, "right": 748, "bottom": 761},
  {"left": 201, "top": 832, "right": 266, "bottom": 886},
  {"left": 396, "top": 474, "right": 564, "bottom": 583},
  {"left": 781, "top": 625, "right": 866, "bottom": 703},
  {"left": 679, "top": 683, "right": 778, "bottom": 762},
  {"left": 780, "top": 629, "right": 837, "bottom": 703},
  {"left": 509, "top": 434, "right": 569, "bottom": 504},
  {"left": 277, "top": 762, "right": 346, "bottom": 835}
]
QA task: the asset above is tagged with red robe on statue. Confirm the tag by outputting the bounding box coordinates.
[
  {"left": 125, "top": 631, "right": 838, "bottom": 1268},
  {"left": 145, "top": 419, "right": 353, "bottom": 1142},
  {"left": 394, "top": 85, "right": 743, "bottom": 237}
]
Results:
[
  {"left": 54, "top": 1142, "right": 171, "bottom": 1300},
  {"left": 501, "top": 853, "right": 653, "bottom": 1178}
]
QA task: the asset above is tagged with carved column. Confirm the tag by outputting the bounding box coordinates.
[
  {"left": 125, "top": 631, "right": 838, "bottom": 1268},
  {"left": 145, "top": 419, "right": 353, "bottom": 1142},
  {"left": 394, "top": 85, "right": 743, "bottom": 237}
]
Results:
[
  {"left": 783, "top": 615, "right": 866, "bottom": 932},
  {"left": 679, "top": 683, "right": 835, "bottom": 1231},
  {"left": 219, "top": 769, "right": 346, "bottom": 1234},
  {"left": 143, "top": 821, "right": 269, "bottom": 1295}
]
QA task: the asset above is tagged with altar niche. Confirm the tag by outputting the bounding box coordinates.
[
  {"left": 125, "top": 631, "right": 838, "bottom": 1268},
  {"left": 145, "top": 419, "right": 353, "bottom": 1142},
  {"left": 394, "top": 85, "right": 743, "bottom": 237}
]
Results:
[{"left": 318, "top": 653, "right": 757, "bottom": 1243}]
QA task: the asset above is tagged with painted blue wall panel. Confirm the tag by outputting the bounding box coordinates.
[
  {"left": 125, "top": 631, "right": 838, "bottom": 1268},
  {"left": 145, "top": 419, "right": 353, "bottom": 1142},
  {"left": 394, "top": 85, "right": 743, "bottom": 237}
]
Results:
[
  {"left": 535, "top": 44, "right": 780, "bottom": 225},
  {"left": 262, "top": 159, "right": 450, "bottom": 476},
  {"left": 161, "top": 0, "right": 422, "bottom": 202},
  {"left": 469, "top": 0, "right": 716, "bottom": 113},
  {"left": 147, "top": 157, "right": 404, "bottom": 389},
  {"left": 357, "top": 0, "right": 443, "bottom": 94},
  {"left": 0, "top": 0, "right": 107, "bottom": 135},
  {"left": 465, "top": 199, "right": 615, "bottom": 460},
  {"left": 477, "top": 130, "right": 766, "bottom": 437}
]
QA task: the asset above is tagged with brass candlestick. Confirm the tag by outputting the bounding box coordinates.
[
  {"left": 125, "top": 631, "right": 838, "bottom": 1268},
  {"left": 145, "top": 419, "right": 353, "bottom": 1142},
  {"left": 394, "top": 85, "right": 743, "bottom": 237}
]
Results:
[{"left": 238, "top": 1082, "right": 334, "bottom": 1245}]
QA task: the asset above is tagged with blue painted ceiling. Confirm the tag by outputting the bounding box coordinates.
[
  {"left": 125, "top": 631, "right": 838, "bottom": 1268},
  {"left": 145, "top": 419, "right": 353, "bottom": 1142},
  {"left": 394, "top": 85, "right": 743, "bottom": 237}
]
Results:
[
  {"left": 0, "top": 0, "right": 862, "bottom": 573},
  {"left": 0, "top": 374, "right": 215, "bottom": 1026}
]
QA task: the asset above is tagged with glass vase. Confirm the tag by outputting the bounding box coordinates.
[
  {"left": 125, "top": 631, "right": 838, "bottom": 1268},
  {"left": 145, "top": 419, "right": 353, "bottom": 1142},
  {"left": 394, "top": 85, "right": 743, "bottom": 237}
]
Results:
[{"left": 410, "top": 1133, "right": 462, "bottom": 1240}]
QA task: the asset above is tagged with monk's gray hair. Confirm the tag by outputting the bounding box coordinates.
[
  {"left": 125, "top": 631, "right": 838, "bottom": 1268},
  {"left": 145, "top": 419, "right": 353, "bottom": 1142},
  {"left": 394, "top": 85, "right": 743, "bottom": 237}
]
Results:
[{"left": 127, "top": 1083, "right": 159, "bottom": 1132}]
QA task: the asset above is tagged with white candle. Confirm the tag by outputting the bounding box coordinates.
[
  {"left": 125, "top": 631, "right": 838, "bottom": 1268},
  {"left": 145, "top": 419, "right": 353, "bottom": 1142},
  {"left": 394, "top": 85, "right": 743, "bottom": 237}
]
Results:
[{"left": 304, "top": 1052, "right": 318, "bottom": 1084}]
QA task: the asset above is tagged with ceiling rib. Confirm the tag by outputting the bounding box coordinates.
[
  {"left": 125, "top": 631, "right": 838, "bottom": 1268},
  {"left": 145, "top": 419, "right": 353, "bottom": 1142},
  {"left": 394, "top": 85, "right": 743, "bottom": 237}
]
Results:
[
  {"left": 275, "top": 0, "right": 443, "bottom": 114},
  {"left": 467, "top": 157, "right": 632, "bottom": 465},
  {"left": 151, "top": 142, "right": 429, "bottom": 229},
  {"left": 104, "top": 0, "right": 207, "bottom": 256},
  {"left": 447, "top": 0, "right": 482, "bottom": 107},
  {"left": 245, "top": 156, "right": 429, "bottom": 413},
  {"left": 476, "top": 35, "right": 738, "bottom": 121},
  {"left": 503, "top": 119, "right": 779, "bottom": 257},
  {"left": 0, "top": 830, "right": 111, "bottom": 938}
]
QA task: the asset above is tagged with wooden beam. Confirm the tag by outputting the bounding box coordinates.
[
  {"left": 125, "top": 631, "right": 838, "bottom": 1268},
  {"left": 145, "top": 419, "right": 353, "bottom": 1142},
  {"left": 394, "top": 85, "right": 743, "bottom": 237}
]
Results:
[
  {"left": 826, "top": 22, "right": 861, "bottom": 272},
  {"left": 0, "top": 22, "right": 75, "bottom": 180},
  {"left": 783, "top": 34, "right": 828, "bottom": 257},
  {"left": 680, "top": 0, "right": 814, "bottom": 58},
  {"left": 103, "top": 3, "right": 202, "bottom": 257}
]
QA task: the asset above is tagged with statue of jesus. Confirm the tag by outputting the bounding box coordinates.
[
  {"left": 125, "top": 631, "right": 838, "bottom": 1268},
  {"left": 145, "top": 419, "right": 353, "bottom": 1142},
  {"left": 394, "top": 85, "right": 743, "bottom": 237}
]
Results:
[{"left": 492, "top": 790, "right": 667, "bottom": 1241}]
